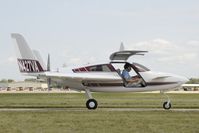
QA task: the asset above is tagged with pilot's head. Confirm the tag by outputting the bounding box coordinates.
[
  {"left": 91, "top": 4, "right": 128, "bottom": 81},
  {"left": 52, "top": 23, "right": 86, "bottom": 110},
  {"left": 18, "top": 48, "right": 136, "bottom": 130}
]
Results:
[{"left": 124, "top": 63, "right": 132, "bottom": 72}]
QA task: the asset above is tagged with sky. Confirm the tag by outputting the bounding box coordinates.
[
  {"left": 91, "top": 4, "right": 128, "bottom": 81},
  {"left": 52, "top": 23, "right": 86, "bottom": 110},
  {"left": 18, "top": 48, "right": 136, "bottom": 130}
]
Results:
[{"left": 0, "top": 0, "right": 199, "bottom": 81}]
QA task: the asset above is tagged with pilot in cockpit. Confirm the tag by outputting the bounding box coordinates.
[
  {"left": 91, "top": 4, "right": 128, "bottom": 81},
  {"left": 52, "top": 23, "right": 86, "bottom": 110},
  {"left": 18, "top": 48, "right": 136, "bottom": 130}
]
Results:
[{"left": 121, "top": 63, "right": 143, "bottom": 87}]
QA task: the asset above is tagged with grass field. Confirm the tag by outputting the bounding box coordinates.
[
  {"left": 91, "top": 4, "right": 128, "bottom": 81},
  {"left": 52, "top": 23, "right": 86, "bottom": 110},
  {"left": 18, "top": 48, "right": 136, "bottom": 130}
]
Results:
[
  {"left": 0, "top": 93, "right": 198, "bottom": 133},
  {"left": 0, "top": 93, "right": 199, "bottom": 108}
]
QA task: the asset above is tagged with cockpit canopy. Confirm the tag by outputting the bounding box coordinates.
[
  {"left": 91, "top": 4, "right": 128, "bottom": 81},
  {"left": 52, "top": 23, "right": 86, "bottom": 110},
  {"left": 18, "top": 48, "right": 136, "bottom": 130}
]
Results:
[
  {"left": 72, "top": 62, "right": 150, "bottom": 73},
  {"left": 73, "top": 50, "right": 149, "bottom": 73},
  {"left": 110, "top": 50, "right": 148, "bottom": 61}
]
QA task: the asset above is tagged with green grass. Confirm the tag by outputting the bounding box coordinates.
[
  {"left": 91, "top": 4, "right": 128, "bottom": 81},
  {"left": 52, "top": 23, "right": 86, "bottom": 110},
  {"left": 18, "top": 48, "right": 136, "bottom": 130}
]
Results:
[
  {"left": 0, "top": 93, "right": 198, "bottom": 108},
  {"left": 0, "top": 111, "right": 198, "bottom": 133},
  {"left": 0, "top": 93, "right": 198, "bottom": 133}
]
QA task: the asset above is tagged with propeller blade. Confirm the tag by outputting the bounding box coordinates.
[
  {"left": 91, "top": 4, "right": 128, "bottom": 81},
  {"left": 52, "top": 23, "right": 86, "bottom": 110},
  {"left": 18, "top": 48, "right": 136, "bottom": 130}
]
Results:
[
  {"left": 47, "top": 77, "right": 51, "bottom": 92},
  {"left": 47, "top": 54, "right": 50, "bottom": 71}
]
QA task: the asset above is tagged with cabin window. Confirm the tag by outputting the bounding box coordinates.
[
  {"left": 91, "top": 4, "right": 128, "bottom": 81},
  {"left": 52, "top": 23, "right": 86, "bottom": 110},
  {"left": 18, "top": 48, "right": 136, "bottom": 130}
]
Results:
[
  {"left": 133, "top": 63, "right": 150, "bottom": 72},
  {"left": 87, "top": 65, "right": 112, "bottom": 72},
  {"left": 73, "top": 64, "right": 115, "bottom": 72}
]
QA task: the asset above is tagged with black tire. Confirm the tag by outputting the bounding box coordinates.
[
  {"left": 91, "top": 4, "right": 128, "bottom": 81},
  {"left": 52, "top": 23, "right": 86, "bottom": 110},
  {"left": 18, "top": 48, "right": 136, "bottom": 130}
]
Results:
[
  {"left": 163, "top": 101, "right": 171, "bottom": 110},
  {"left": 86, "top": 99, "right": 98, "bottom": 110}
]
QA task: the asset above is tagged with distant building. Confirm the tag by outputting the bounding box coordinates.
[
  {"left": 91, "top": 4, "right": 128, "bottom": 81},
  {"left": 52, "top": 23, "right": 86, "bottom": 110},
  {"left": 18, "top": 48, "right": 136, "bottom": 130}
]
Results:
[
  {"left": 0, "top": 83, "right": 8, "bottom": 90},
  {"left": 0, "top": 81, "right": 47, "bottom": 91},
  {"left": 182, "top": 84, "right": 199, "bottom": 91}
]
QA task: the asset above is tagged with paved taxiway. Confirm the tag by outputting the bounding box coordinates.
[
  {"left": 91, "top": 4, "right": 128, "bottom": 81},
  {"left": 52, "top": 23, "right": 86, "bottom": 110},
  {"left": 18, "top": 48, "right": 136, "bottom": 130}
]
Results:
[{"left": 0, "top": 108, "right": 199, "bottom": 112}]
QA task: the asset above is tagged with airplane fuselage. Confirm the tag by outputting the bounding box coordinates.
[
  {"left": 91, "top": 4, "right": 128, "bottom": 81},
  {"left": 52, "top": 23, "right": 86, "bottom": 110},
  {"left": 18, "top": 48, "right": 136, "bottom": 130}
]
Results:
[{"left": 41, "top": 67, "right": 187, "bottom": 92}]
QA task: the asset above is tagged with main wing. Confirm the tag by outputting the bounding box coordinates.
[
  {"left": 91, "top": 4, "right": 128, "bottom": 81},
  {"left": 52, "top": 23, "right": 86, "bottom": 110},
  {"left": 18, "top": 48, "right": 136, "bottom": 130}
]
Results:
[
  {"left": 44, "top": 72, "right": 122, "bottom": 82},
  {"left": 40, "top": 71, "right": 123, "bottom": 90}
]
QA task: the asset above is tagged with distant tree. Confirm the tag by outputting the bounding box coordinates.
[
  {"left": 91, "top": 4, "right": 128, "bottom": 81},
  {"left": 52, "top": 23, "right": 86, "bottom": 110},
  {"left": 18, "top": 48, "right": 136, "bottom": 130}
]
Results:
[
  {"left": 0, "top": 79, "right": 15, "bottom": 83},
  {"left": 24, "top": 78, "right": 37, "bottom": 82},
  {"left": 62, "top": 63, "right": 67, "bottom": 68},
  {"left": 0, "top": 79, "right": 8, "bottom": 83},
  {"left": 186, "top": 78, "right": 199, "bottom": 84},
  {"left": 24, "top": 78, "right": 46, "bottom": 83},
  {"left": 51, "top": 82, "right": 62, "bottom": 88},
  {"left": 7, "top": 79, "right": 15, "bottom": 83}
]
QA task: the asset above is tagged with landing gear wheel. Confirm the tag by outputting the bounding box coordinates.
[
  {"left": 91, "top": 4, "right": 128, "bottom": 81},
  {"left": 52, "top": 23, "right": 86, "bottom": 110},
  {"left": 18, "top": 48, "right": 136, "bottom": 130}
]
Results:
[
  {"left": 163, "top": 101, "right": 171, "bottom": 110},
  {"left": 86, "top": 99, "right": 98, "bottom": 110}
]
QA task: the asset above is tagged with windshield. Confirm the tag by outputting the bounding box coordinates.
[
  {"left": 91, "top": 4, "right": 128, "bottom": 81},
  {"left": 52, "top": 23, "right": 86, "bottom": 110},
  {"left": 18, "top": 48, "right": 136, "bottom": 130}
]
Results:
[{"left": 132, "top": 63, "right": 150, "bottom": 72}]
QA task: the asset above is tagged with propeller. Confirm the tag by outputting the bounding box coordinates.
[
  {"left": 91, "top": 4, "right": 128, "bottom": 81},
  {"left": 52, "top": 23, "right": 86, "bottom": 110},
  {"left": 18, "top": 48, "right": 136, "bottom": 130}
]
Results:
[{"left": 47, "top": 54, "right": 51, "bottom": 92}]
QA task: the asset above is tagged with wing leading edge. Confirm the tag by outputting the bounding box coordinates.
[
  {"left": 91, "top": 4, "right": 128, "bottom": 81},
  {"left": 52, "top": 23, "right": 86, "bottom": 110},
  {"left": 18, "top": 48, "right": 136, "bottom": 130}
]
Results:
[{"left": 44, "top": 72, "right": 122, "bottom": 82}]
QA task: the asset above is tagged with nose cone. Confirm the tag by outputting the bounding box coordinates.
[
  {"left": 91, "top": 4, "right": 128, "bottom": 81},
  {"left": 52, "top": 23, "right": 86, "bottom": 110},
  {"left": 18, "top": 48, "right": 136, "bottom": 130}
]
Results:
[
  {"left": 169, "top": 73, "right": 189, "bottom": 85},
  {"left": 183, "top": 77, "right": 189, "bottom": 83}
]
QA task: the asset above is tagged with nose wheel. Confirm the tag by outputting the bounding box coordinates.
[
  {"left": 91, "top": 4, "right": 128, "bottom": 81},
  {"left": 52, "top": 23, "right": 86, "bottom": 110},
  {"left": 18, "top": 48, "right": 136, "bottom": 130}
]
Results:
[
  {"left": 163, "top": 101, "right": 171, "bottom": 110},
  {"left": 161, "top": 91, "right": 172, "bottom": 110}
]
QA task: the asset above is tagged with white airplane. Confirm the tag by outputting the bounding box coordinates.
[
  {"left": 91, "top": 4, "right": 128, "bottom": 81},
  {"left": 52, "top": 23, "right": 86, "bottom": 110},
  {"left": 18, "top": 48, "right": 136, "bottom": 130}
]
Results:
[{"left": 11, "top": 33, "right": 188, "bottom": 110}]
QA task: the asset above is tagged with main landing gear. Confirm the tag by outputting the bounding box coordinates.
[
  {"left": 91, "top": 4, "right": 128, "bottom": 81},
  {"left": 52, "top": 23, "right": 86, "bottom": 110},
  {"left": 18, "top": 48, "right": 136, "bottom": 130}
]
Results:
[
  {"left": 84, "top": 89, "right": 172, "bottom": 110},
  {"left": 85, "top": 89, "right": 98, "bottom": 110},
  {"left": 161, "top": 91, "right": 171, "bottom": 110}
]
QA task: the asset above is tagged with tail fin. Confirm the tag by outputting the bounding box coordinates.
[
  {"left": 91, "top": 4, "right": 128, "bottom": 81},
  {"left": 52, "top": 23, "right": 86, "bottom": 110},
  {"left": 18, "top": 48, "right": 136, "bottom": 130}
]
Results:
[
  {"left": 11, "top": 33, "right": 46, "bottom": 73},
  {"left": 32, "top": 50, "right": 47, "bottom": 71}
]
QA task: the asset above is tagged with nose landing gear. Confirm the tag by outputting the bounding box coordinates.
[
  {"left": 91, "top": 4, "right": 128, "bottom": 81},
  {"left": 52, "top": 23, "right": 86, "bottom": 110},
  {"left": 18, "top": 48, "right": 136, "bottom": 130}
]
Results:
[
  {"left": 161, "top": 91, "right": 172, "bottom": 110},
  {"left": 163, "top": 101, "right": 171, "bottom": 110}
]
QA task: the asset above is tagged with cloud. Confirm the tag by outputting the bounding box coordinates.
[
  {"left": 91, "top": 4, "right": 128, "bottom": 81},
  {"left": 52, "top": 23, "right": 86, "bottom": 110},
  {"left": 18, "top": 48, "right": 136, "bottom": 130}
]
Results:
[
  {"left": 91, "top": 8, "right": 199, "bottom": 20},
  {"left": 157, "top": 53, "right": 198, "bottom": 63},
  {"left": 90, "top": 10, "right": 138, "bottom": 17},
  {"left": 187, "top": 40, "right": 199, "bottom": 47},
  {"left": 4, "top": 56, "right": 17, "bottom": 64},
  {"left": 131, "top": 39, "right": 174, "bottom": 54},
  {"left": 68, "top": 58, "right": 82, "bottom": 65},
  {"left": 8, "top": 57, "right": 15, "bottom": 62},
  {"left": 128, "top": 38, "right": 199, "bottom": 64},
  {"left": 62, "top": 56, "right": 98, "bottom": 68}
]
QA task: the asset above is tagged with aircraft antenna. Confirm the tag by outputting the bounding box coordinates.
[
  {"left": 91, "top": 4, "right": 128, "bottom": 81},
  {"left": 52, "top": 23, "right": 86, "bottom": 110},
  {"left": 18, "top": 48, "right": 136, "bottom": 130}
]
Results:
[{"left": 119, "top": 42, "right": 125, "bottom": 51}]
